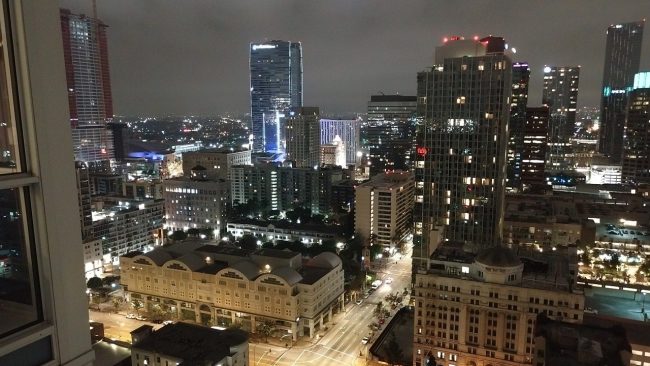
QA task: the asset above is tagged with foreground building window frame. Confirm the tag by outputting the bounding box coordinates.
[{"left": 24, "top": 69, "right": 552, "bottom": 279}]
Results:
[{"left": 0, "top": 1, "right": 95, "bottom": 365}]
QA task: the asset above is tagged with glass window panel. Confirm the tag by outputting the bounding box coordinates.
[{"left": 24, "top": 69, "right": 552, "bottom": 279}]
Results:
[
  {"left": 0, "top": 5, "right": 21, "bottom": 174},
  {"left": 0, "top": 187, "right": 41, "bottom": 337}
]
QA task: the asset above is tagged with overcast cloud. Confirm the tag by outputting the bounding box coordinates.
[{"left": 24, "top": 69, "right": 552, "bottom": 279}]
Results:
[{"left": 60, "top": 0, "right": 650, "bottom": 116}]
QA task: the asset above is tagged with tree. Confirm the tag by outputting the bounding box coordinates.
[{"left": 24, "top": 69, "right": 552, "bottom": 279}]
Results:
[
  {"left": 131, "top": 299, "right": 144, "bottom": 315},
  {"left": 102, "top": 276, "right": 119, "bottom": 287},
  {"left": 187, "top": 228, "right": 201, "bottom": 237},
  {"left": 257, "top": 321, "right": 276, "bottom": 342},
  {"left": 86, "top": 276, "right": 103, "bottom": 291},
  {"left": 374, "top": 301, "right": 384, "bottom": 317},
  {"left": 169, "top": 230, "right": 187, "bottom": 242},
  {"left": 238, "top": 234, "right": 259, "bottom": 251},
  {"left": 111, "top": 297, "right": 123, "bottom": 313}
]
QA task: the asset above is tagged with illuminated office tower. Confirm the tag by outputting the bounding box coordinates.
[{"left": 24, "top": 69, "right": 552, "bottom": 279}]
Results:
[
  {"left": 249, "top": 40, "right": 303, "bottom": 153},
  {"left": 320, "top": 118, "right": 361, "bottom": 166},
  {"left": 622, "top": 72, "right": 650, "bottom": 184},
  {"left": 507, "top": 62, "right": 530, "bottom": 188},
  {"left": 363, "top": 95, "right": 417, "bottom": 176},
  {"left": 542, "top": 66, "right": 579, "bottom": 172},
  {"left": 599, "top": 21, "right": 644, "bottom": 161},
  {"left": 520, "top": 107, "right": 549, "bottom": 185},
  {"left": 285, "top": 107, "right": 321, "bottom": 168},
  {"left": 414, "top": 36, "right": 512, "bottom": 257},
  {"left": 60, "top": 9, "right": 114, "bottom": 162}
]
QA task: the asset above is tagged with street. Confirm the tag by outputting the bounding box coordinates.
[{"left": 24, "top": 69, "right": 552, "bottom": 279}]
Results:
[{"left": 89, "top": 249, "right": 413, "bottom": 366}]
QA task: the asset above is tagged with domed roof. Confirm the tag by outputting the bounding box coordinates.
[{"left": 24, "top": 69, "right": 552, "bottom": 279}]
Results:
[
  {"left": 308, "top": 252, "right": 342, "bottom": 269},
  {"left": 475, "top": 246, "right": 521, "bottom": 267},
  {"left": 270, "top": 267, "right": 303, "bottom": 285}
]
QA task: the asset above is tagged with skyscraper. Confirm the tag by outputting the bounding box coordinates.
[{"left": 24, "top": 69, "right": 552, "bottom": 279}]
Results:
[
  {"left": 249, "top": 40, "right": 303, "bottom": 153},
  {"left": 507, "top": 62, "right": 530, "bottom": 188},
  {"left": 622, "top": 72, "right": 650, "bottom": 184},
  {"left": 320, "top": 118, "right": 361, "bottom": 166},
  {"left": 521, "top": 107, "right": 550, "bottom": 185},
  {"left": 363, "top": 95, "right": 417, "bottom": 176},
  {"left": 542, "top": 65, "right": 580, "bottom": 172},
  {"left": 415, "top": 36, "right": 512, "bottom": 255},
  {"left": 599, "top": 20, "right": 644, "bottom": 161},
  {"left": 60, "top": 9, "right": 114, "bottom": 162},
  {"left": 285, "top": 107, "right": 321, "bottom": 168}
]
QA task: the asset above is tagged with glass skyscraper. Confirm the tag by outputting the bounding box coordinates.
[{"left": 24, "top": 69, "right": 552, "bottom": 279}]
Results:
[
  {"left": 622, "top": 72, "right": 650, "bottom": 184},
  {"left": 249, "top": 40, "right": 303, "bottom": 153},
  {"left": 599, "top": 21, "right": 644, "bottom": 162},
  {"left": 60, "top": 9, "right": 114, "bottom": 162},
  {"left": 363, "top": 95, "right": 417, "bottom": 176},
  {"left": 542, "top": 65, "right": 580, "bottom": 172},
  {"left": 507, "top": 62, "right": 530, "bottom": 188},
  {"left": 414, "top": 36, "right": 512, "bottom": 259}
]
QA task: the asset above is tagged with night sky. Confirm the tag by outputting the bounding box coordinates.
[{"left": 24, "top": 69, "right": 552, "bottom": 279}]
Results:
[{"left": 60, "top": 0, "right": 650, "bottom": 116}]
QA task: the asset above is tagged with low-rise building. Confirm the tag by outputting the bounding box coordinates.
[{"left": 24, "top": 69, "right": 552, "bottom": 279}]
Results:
[
  {"left": 413, "top": 243, "right": 584, "bottom": 366},
  {"left": 123, "top": 178, "right": 163, "bottom": 200},
  {"left": 534, "top": 312, "right": 631, "bottom": 366},
  {"left": 120, "top": 242, "right": 344, "bottom": 340},
  {"left": 130, "top": 323, "right": 248, "bottom": 366},
  {"left": 83, "top": 238, "right": 103, "bottom": 278},
  {"left": 226, "top": 219, "right": 341, "bottom": 246}
]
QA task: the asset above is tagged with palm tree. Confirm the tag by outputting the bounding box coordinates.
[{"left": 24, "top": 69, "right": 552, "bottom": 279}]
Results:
[
  {"left": 111, "top": 297, "right": 122, "bottom": 313},
  {"left": 257, "top": 321, "right": 276, "bottom": 342}
]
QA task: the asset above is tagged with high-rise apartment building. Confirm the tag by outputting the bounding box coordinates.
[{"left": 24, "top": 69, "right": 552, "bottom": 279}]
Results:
[
  {"left": 599, "top": 21, "right": 645, "bottom": 161},
  {"left": 622, "top": 72, "right": 650, "bottom": 184},
  {"left": 60, "top": 9, "right": 114, "bottom": 162},
  {"left": 285, "top": 107, "right": 321, "bottom": 168},
  {"left": 354, "top": 171, "right": 415, "bottom": 250},
  {"left": 363, "top": 95, "right": 417, "bottom": 176},
  {"left": 0, "top": 2, "right": 94, "bottom": 363},
  {"left": 249, "top": 40, "right": 303, "bottom": 153},
  {"left": 413, "top": 244, "right": 584, "bottom": 366},
  {"left": 414, "top": 36, "right": 512, "bottom": 256},
  {"left": 507, "top": 62, "right": 530, "bottom": 188},
  {"left": 542, "top": 66, "right": 580, "bottom": 172},
  {"left": 320, "top": 118, "right": 361, "bottom": 166},
  {"left": 520, "top": 107, "right": 550, "bottom": 186}
]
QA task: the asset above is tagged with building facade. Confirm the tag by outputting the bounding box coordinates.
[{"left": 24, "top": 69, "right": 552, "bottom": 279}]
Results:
[
  {"left": 130, "top": 323, "right": 249, "bottom": 366},
  {"left": 181, "top": 148, "right": 251, "bottom": 180},
  {"left": 599, "top": 21, "right": 645, "bottom": 162},
  {"left": 249, "top": 40, "right": 303, "bottom": 153},
  {"left": 520, "top": 107, "right": 549, "bottom": 186},
  {"left": 285, "top": 107, "right": 321, "bottom": 168},
  {"left": 622, "top": 72, "right": 650, "bottom": 184},
  {"left": 60, "top": 9, "right": 114, "bottom": 162},
  {"left": 414, "top": 36, "right": 512, "bottom": 259},
  {"left": 91, "top": 198, "right": 164, "bottom": 266},
  {"left": 320, "top": 118, "right": 361, "bottom": 166},
  {"left": 120, "top": 243, "right": 344, "bottom": 340},
  {"left": 163, "top": 176, "right": 229, "bottom": 235},
  {"left": 542, "top": 65, "right": 580, "bottom": 172},
  {"left": 363, "top": 95, "right": 417, "bottom": 176},
  {"left": 413, "top": 245, "right": 584, "bottom": 366},
  {"left": 507, "top": 62, "right": 531, "bottom": 188},
  {"left": 229, "top": 164, "right": 343, "bottom": 215},
  {"left": 226, "top": 219, "right": 340, "bottom": 246},
  {"left": 354, "top": 171, "right": 414, "bottom": 250}
]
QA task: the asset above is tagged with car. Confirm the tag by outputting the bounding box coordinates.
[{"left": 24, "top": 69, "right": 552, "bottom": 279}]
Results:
[
  {"left": 584, "top": 307, "right": 599, "bottom": 314},
  {"left": 136, "top": 315, "right": 147, "bottom": 321},
  {"left": 379, "top": 318, "right": 385, "bottom": 324},
  {"left": 163, "top": 320, "right": 174, "bottom": 325},
  {"left": 126, "top": 313, "right": 136, "bottom": 319},
  {"left": 152, "top": 319, "right": 163, "bottom": 324},
  {"left": 361, "top": 336, "right": 370, "bottom": 345},
  {"left": 385, "top": 277, "right": 393, "bottom": 284},
  {"left": 355, "top": 299, "right": 363, "bottom": 305},
  {"left": 363, "top": 292, "right": 370, "bottom": 299}
]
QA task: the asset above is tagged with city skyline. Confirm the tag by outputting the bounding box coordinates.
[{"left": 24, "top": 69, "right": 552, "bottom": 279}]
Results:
[{"left": 60, "top": 0, "right": 650, "bottom": 116}]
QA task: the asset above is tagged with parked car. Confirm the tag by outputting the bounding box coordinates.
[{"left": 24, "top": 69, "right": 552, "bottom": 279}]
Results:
[
  {"left": 385, "top": 277, "right": 393, "bottom": 284},
  {"left": 126, "top": 313, "right": 136, "bottom": 319},
  {"left": 355, "top": 299, "right": 363, "bottom": 305},
  {"left": 136, "top": 315, "right": 147, "bottom": 321},
  {"left": 584, "top": 307, "right": 598, "bottom": 314},
  {"left": 163, "top": 320, "right": 173, "bottom": 325},
  {"left": 361, "top": 336, "right": 370, "bottom": 345}
]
